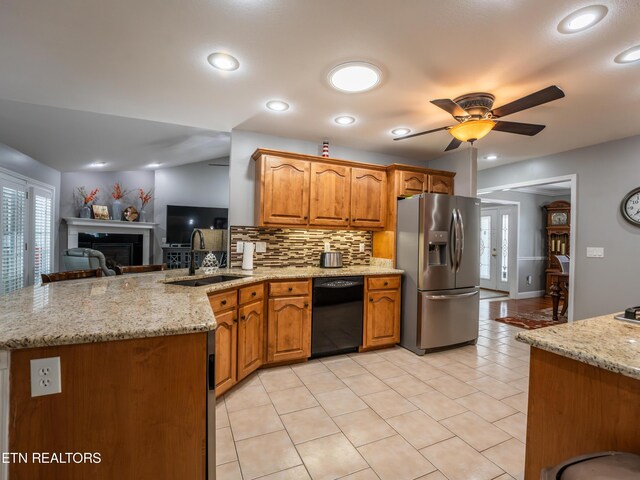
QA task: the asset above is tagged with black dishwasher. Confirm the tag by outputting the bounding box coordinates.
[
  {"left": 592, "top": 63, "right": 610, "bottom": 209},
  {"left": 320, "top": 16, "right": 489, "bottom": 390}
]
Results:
[{"left": 311, "top": 276, "right": 364, "bottom": 358}]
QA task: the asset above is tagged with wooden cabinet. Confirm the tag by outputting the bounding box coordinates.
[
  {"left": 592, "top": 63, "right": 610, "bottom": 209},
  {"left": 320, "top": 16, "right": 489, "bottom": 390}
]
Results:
[
  {"left": 427, "top": 174, "right": 454, "bottom": 194},
  {"left": 210, "top": 283, "right": 264, "bottom": 396},
  {"left": 259, "top": 155, "right": 310, "bottom": 226},
  {"left": 350, "top": 168, "right": 387, "bottom": 229},
  {"left": 397, "top": 170, "right": 427, "bottom": 197},
  {"left": 309, "top": 163, "right": 351, "bottom": 227},
  {"left": 267, "top": 280, "right": 311, "bottom": 364},
  {"left": 237, "top": 299, "right": 264, "bottom": 381},
  {"left": 363, "top": 275, "right": 401, "bottom": 350},
  {"left": 544, "top": 201, "right": 571, "bottom": 295}
]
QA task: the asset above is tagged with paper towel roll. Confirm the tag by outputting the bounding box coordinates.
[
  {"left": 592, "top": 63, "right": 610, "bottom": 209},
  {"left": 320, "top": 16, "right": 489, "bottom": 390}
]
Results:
[{"left": 242, "top": 242, "right": 255, "bottom": 271}]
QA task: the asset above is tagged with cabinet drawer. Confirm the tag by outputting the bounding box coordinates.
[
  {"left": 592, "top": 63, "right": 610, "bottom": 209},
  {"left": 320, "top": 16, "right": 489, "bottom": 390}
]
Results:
[
  {"left": 269, "top": 280, "right": 310, "bottom": 297},
  {"left": 239, "top": 283, "right": 264, "bottom": 305},
  {"left": 209, "top": 290, "right": 237, "bottom": 313},
  {"left": 367, "top": 276, "right": 400, "bottom": 291}
]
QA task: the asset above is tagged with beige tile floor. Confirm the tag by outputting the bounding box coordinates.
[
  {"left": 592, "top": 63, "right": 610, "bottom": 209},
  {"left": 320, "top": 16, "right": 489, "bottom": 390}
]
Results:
[{"left": 216, "top": 317, "right": 529, "bottom": 480}]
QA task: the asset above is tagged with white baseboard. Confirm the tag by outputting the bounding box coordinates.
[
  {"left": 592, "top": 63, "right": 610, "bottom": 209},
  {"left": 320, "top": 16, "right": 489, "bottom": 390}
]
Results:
[{"left": 514, "top": 290, "right": 545, "bottom": 299}]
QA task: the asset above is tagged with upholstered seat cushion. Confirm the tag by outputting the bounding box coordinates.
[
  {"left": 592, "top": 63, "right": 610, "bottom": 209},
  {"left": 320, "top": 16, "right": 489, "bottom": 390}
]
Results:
[{"left": 62, "top": 248, "right": 116, "bottom": 276}]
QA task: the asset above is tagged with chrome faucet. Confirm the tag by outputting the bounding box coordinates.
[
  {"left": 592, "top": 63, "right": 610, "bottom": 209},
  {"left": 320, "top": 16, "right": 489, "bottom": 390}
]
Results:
[{"left": 189, "top": 228, "right": 206, "bottom": 276}]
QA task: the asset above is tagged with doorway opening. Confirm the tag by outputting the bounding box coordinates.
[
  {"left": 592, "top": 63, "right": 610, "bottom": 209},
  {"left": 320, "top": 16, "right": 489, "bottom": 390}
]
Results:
[{"left": 477, "top": 174, "right": 576, "bottom": 326}]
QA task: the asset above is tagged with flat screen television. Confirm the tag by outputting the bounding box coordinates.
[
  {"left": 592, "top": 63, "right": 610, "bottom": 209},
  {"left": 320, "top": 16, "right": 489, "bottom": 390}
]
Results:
[{"left": 166, "top": 205, "right": 228, "bottom": 245}]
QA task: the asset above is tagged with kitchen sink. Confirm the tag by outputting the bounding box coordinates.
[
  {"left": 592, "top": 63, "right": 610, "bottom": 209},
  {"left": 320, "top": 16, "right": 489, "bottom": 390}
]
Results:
[{"left": 167, "top": 275, "right": 245, "bottom": 287}]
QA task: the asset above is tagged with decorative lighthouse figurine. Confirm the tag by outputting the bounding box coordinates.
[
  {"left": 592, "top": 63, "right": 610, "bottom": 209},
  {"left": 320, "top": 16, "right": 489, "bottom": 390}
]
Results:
[{"left": 322, "top": 141, "right": 329, "bottom": 158}]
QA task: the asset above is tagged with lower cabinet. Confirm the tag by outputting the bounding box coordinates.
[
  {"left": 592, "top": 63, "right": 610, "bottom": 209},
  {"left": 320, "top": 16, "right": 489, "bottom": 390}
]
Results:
[
  {"left": 214, "top": 309, "right": 237, "bottom": 395},
  {"left": 363, "top": 276, "right": 401, "bottom": 349},
  {"left": 237, "top": 299, "right": 264, "bottom": 381},
  {"left": 267, "top": 280, "right": 311, "bottom": 364}
]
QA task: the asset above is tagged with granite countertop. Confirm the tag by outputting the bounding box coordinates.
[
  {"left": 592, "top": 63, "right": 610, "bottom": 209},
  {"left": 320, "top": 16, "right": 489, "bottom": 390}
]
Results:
[
  {"left": 516, "top": 314, "right": 640, "bottom": 380},
  {"left": 0, "top": 265, "right": 403, "bottom": 350}
]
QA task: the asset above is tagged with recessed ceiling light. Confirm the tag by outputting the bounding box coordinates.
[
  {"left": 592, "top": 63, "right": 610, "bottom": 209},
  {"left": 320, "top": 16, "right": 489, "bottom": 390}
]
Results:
[
  {"left": 484, "top": 154, "right": 499, "bottom": 160},
  {"left": 557, "top": 5, "right": 607, "bottom": 34},
  {"left": 328, "top": 62, "right": 382, "bottom": 93},
  {"left": 334, "top": 115, "right": 356, "bottom": 126},
  {"left": 614, "top": 45, "right": 640, "bottom": 64},
  {"left": 391, "top": 127, "right": 411, "bottom": 136},
  {"left": 207, "top": 52, "right": 240, "bottom": 71},
  {"left": 90, "top": 161, "right": 106, "bottom": 167},
  {"left": 147, "top": 162, "right": 162, "bottom": 168},
  {"left": 266, "top": 100, "right": 290, "bottom": 112}
]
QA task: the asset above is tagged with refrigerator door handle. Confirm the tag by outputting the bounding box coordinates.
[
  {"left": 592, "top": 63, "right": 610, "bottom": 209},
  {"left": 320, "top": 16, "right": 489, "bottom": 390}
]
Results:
[
  {"left": 450, "top": 209, "right": 458, "bottom": 271},
  {"left": 424, "top": 291, "right": 479, "bottom": 300},
  {"left": 456, "top": 208, "right": 465, "bottom": 272}
]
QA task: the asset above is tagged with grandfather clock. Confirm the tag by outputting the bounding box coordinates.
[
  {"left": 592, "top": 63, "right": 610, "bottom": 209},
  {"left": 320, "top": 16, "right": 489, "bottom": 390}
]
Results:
[{"left": 544, "top": 201, "right": 571, "bottom": 296}]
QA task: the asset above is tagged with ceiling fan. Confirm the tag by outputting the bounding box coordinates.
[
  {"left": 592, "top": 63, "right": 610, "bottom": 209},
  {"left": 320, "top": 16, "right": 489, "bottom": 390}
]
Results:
[{"left": 394, "top": 85, "right": 565, "bottom": 151}]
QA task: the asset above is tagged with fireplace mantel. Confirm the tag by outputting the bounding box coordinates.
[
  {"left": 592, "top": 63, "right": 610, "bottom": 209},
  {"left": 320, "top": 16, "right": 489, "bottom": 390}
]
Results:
[{"left": 63, "top": 217, "right": 157, "bottom": 265}]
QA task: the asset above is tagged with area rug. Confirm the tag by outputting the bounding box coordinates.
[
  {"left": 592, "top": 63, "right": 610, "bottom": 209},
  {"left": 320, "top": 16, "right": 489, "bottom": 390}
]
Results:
[{"left": 494, "top": 308, "right": 567, "bottom": 329}]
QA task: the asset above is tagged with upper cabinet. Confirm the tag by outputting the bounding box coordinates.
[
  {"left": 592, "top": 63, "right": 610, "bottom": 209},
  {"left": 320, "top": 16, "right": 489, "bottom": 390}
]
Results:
[
  {"left": 350, "top": 168, "right": 387, "bottom": 229},
  {"left": 397, "top": 171, "right": 427, "bottom": 197},
  {"left": 258, "top": 155, "right": 310, "bottom": 226},
  {"left": 309, "top": 163, "right": 351, "bottom": 227},
  {"left": 427, "top": 174, "right": 454, "bottom": 195}
]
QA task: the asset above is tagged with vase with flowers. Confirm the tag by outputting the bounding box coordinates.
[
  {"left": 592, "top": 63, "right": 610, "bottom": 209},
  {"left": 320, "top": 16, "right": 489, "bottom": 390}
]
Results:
[
  {"left": 111, "top": 182, "right": 129, "bottom": 221},
  {"left": 76, "top": 186, "right": 99, "bottom": 218},
  {"left": 138, "top": 188, "right": 153, "bottom": 223}
]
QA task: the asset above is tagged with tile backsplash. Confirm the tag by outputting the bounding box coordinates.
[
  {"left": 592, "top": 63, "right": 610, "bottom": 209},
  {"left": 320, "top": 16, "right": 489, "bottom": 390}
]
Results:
[{"left": 229, "top": 226, "right": 372, "bottom": 268}]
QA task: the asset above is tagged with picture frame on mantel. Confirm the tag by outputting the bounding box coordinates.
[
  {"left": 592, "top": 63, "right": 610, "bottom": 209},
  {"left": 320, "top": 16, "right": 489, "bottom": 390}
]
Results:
[{"left": 92, "top": 205, "right": 110, "bottom": 220}]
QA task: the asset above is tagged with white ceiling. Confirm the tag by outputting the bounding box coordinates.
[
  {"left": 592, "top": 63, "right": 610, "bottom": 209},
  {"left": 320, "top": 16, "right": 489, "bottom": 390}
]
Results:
[
  {"left": 0, "top": 0, "right": 639, "bottom": 171},
  {"left": 0, "top": 99, "right": 230, "bottom": 171},
  {"left": 512, "top": 181, "right": 572, "bottom": 196}
]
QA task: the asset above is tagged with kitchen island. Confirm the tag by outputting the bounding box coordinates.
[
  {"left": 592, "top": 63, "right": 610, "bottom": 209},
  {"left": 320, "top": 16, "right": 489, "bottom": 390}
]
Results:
[
  {"left": 0, "top": 264, "right": 402, "bottom": 479},
  {"left": 516, "top": 314, "right": 640, "bottom": 480}
]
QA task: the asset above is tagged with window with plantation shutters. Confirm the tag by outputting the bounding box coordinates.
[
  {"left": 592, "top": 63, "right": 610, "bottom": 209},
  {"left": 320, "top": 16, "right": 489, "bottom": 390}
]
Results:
[
  {"left": 33, "top": 189, "right": 53, "bottom": 285},
  {"left": 1, "top": 179, "right": 27, "bottom": 294}
]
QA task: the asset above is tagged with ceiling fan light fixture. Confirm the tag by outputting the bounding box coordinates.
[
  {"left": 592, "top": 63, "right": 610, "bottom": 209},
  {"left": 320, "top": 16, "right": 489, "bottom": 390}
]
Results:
[
  {"left": 449, "top": 119, "right": 496, "bottom": 143},
  {"left": 557, "top": 5, "right": 607, "bottom": 34}
]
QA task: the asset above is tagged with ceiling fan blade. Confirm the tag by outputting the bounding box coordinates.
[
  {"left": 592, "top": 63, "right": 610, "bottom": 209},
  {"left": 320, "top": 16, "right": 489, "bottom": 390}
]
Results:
[
  {"left": 431, "top": 99, "right": 469, "bottom": 118},
  {"left": 493, "top": 121, "right": 546, "bottom": 136},
  {"left": 444, "top": 138, "right": 462, "bottom": 151},
  {"left": 491, "top": 86, "right": 565, "bottom": 118},
  {"left": 393, "top": 126, "right": 451, "bottom": 141}
]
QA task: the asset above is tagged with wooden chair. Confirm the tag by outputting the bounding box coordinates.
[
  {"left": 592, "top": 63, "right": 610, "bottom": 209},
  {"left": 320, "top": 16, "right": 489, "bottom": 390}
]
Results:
[
  {"left": 115, "top": 264, "right": 166, "bottom": 275},
  {"left": 41, "top": 269, "right": 103, "bottom": 284},
  {"left": 551, "top": 255, "right": 570, "bottom": 320}
]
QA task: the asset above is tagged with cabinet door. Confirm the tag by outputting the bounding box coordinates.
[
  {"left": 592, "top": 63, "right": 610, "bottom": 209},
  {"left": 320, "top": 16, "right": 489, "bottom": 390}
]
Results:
[
  {"left": 237, "top": 300, "right": 264, "bottom": 381},
  {"left": 267, "top": 296, "right": 311, "bottom": 363},
  {"left": 350, "top": 168, "right": 387, "bottom": 229},
  {"left": 364, "top": 289, "right": 400, "bottom": 348},
  {"left": 427, "top": 174, "right": 454, "bottom": 195},
  {"left": 262, "top": 156, "right": 310, "bottom": 225},
  {"left": 309, "top": 163, "right": 351, "bottom": 227},
  {"left": 215, "top": 309, "right": 237, "bottom": 396},
  {"left": 397, "top": 171, "right": 427, "bottom": 197}
]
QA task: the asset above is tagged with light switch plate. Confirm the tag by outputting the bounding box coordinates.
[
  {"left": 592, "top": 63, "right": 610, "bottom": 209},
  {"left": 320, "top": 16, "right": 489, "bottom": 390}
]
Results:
[
  {"left": 255, "top": 242, "right": 267, "bottom": 253},
  {"left": 324, "top": 242, "right": 331, "bottom": 252},
  {"left": 30, "top": 357, "right": 62, "bottom": 397},
  {"left": 236, "top": 242, "right": 244, "bottom": 253},
  {"left": 359, "top": 243, "right": 365, "bottom": 253},
  {"left": 586, "top": 247, "right": 604, "bottom": 258}
]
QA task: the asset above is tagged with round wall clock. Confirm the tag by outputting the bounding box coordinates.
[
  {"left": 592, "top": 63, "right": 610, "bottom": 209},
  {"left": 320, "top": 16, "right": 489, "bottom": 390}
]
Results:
[{"left": 621, "top": 187, "right": 640, "bottom": 226}]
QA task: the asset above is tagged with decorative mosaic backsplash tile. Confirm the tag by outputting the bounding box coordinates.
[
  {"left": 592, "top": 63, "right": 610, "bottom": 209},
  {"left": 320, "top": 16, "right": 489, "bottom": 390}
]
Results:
[{"left": 229, "top": 226, "right": 372, "bottom": 268}]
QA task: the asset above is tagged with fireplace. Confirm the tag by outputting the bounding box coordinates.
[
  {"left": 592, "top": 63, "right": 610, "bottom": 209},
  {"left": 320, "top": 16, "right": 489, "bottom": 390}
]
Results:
[{"left": 79, "top": 233, "right": 143, "bottom": 266}]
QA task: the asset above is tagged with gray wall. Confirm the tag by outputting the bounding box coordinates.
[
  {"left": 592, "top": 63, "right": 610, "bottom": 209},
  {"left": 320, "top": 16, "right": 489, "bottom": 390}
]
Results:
[
  {"left": 0, "top": 142, "right": 62, "bottom": 269},
  {"left": 426, "top": 147, "right": 477, "bottom": 197},
  {"left": 479, "top": 134, "right": 640, "bottom": 319},
  {"left": 229, "top": 130, "right": 428, "bottom": 226},
  {"left": 153, "top": 158, "right": 229, "bottom": 260}
]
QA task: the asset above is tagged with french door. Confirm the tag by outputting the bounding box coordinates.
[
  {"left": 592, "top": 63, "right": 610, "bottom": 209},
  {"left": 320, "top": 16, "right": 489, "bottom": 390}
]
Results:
[
  {"left": 0, "top": 172, "right": 54, "bottom": 294},
  {"left": 480, "top": 207, "right": 514, "bottom": 292}
]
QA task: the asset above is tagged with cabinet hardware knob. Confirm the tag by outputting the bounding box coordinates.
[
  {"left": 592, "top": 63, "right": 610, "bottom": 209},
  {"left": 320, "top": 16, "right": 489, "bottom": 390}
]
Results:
[
  {"left": 233, "top": 317, "right": 238, "bottom": 323},
  {"left": 384, "top": 282, "right": 388, "bottom": 286},
  {"left": 369, "top": 298, "right": 373, "bottom": 302},
  {"left": 288, "top": 287, "right": 293, "bottom": 291},
  {"left": 303, "top": 216, "right": 308, "bottom": 220},
  {"left": 251, "top": 291, "right": 256, "bottom": 296},
  {"left": 221, "top": 300, "right": 227, "bottom": 305},
  {"left": 304, "top": 303, "right": 309, "bottom": 307},
  {"left": 241, "top": 315, "right": 246, "bottom": 320}
]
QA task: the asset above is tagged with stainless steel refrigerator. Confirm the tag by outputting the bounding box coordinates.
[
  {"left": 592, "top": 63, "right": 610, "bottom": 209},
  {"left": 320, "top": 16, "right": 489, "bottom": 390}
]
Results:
[{"left": 397, "top": 193, "right": 481, "bottom": 354}]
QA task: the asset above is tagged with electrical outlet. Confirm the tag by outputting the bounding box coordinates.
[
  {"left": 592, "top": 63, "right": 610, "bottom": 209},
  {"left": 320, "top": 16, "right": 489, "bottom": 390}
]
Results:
[
  {"left": 526, "top": 275, "right": 532, "bottom": 285},
  {"left": 236, "top": 241, "right": 244, "bottom": 253},
  {"left": 30, "top": 357, "right": 62, "bottom": 397},
  {"left": 255, "top": 242, "right": 267, "bottom": 253},
  {"left": 586, "top": 247, "right": 604, "bottom": 258},
  {"left": 359, "top": 243, "right": 365, "bottom": 253},
  {"left": 324, "top": 242, "right": 331, "bottom": 252}
]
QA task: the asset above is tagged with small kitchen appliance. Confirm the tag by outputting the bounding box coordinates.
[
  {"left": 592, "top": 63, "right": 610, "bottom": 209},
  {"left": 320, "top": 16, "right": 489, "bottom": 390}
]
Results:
[{"left": 319, "top": 252, "right": 343, "bottom": 268}]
